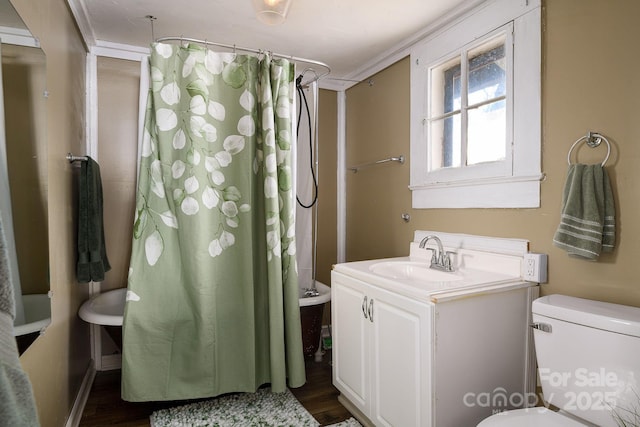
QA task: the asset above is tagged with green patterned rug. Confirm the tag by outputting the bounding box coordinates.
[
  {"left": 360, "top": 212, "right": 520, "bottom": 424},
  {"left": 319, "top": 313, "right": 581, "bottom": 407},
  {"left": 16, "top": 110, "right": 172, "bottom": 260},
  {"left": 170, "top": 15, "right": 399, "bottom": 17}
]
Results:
[{"left": 150, "top": 387, "right": 361, "bottom": 427}]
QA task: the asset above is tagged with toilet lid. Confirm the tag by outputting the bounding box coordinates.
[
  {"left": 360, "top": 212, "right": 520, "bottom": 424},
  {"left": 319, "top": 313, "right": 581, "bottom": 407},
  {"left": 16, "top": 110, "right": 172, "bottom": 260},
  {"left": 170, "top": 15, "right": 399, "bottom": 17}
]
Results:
[{"left": 477, "top": 408, "right": 587, "bottom": 427}]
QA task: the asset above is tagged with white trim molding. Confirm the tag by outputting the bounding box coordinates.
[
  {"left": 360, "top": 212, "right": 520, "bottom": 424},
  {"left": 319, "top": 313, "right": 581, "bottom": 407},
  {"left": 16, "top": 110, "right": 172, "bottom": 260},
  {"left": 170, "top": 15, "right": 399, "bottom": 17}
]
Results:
[
  {"left": 91, "top": 40, "right": 150, "bottom": 61},
  {"left": 65, "top": 0, "right": 96, "bottom": 48},
  {"left": 0, "top": 26, "right": 39, "bottom": 48},
  {"left": 409, "top": 174, "right": 544, "bottom": 209},
  {"left": 84, "top": 42, "right": 148, "bottom": 371},
  {"left": 336, "top": 91, "right": 347, "bottom": 263},
  {"left": 64, "top": 361, "right": 96, "bottom": 427}
]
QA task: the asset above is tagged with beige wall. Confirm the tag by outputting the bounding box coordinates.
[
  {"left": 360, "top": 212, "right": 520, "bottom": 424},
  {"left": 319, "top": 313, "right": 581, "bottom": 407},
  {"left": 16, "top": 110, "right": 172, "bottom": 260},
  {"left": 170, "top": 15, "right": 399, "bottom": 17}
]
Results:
[
  {"left": 316, "top": 89, "right": 338, "bottom": 287},
  {"left": 346, "top": 59, "right": 412, "bottom": 262},
  {"left": 316, "top": 90, "right": 337, "bottom": 324},
  {"left": 10, "top": 0, "right": 91, "bottom": 425},
  {"left": 97, "top": 57, "right": 140, "bottom": 292},
  {"left": 344, "top": 0, "right": 640, "bottom": 307}
]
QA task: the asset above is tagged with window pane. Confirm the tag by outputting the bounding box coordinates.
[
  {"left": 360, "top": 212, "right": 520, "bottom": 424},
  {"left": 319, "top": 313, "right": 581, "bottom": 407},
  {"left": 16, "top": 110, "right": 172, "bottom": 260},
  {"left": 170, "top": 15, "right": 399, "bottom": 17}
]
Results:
[
  {"left": 467, "top": 99, "right": 506, "bottom": 165},
  {"left": 430, "top": 56, "right": 461, "bottom": 117},
  {"left": 430, "top": 115, "right": 461, "bottom": 170},
  {"left": 467, "top": 35, "right": 506, "bottom": 106}
]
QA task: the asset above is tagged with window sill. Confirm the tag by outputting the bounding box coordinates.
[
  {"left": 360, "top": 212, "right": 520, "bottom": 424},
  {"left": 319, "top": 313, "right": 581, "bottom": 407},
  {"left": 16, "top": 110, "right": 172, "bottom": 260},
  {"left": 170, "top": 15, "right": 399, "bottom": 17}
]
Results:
[{"left": 410, "top": 174, "right": 543, "bottom": 209}]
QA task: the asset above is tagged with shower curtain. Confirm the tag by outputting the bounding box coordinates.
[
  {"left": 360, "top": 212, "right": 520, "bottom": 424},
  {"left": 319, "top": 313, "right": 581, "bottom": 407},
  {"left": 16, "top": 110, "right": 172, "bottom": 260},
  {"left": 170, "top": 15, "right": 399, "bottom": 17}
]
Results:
[{"left": 121, "top": 42, "right": 305, "bottom": 402}]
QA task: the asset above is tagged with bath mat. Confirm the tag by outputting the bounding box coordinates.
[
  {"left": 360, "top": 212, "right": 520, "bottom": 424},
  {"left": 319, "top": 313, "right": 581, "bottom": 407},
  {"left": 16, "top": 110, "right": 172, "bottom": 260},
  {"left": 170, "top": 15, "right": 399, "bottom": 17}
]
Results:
[{"left": 150, "top": 387, "right": 361, "bottom": 427}]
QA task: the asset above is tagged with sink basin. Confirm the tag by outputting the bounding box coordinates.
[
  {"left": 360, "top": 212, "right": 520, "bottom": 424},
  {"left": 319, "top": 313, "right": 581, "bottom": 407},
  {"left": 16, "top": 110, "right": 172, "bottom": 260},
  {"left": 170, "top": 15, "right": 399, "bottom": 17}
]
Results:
[{"left": 369, "top": 261, "right": 463, "bottom": 282}]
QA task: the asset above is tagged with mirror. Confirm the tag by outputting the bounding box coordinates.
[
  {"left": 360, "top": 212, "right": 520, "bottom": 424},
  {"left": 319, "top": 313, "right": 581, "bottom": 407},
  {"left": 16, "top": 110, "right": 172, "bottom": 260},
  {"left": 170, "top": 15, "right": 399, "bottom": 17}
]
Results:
[{"left": 0, "top": 0, "right": 49, "bottom": 354}]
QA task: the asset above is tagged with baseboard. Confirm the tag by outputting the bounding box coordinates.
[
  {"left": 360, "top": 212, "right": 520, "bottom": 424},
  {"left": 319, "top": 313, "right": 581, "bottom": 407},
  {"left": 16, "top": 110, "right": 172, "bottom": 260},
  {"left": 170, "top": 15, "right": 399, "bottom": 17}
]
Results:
[
  {"left": 337, "top": 394, "right": 374, "bottom": 427},
  {"left": 65, "top": 361, "right": 96, "bottom": 427},
  {"left": 100, "top": 353, "right": 122, "bottom": 371}
]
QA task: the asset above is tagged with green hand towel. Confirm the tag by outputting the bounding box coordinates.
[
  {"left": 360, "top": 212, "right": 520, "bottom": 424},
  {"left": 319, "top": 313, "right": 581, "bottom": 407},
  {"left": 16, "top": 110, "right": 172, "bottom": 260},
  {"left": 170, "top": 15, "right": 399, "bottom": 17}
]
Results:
[
  {"left": 553, "top": 163, "right": 616, "bottom": 260},
  {"left": 77, "top": 157, "right": 111, "bottom": 282}
]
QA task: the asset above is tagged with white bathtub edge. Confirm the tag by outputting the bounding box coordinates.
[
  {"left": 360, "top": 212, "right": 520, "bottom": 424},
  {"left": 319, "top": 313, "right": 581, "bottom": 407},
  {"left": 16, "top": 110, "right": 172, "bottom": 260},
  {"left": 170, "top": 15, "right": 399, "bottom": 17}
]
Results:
[
  {"left": 79, "top": 281, "right": 331, "bottom": 327},
  {"left": 13, "top": 294, "right": 51, "bottom": 337},
  {"left": 299, "top": 281, "right": 331, "bottom": 307}
]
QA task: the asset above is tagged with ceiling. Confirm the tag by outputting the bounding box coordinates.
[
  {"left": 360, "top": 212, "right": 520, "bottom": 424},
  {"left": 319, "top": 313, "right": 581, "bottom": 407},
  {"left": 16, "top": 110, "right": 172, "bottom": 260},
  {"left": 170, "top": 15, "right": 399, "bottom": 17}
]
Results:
[{"left": 70, "top": 0, "right": 472, "bottom": 87}]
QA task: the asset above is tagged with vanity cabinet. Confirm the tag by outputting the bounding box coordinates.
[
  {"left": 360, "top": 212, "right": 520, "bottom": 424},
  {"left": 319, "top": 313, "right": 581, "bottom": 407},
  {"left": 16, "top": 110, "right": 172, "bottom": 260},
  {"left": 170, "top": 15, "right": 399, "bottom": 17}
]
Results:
[
  {"left": 332, "top": 270, "right": 431, "bottom": 427},
  {"left": 331, "top": 265, "right": 538, "bottom": 427}
]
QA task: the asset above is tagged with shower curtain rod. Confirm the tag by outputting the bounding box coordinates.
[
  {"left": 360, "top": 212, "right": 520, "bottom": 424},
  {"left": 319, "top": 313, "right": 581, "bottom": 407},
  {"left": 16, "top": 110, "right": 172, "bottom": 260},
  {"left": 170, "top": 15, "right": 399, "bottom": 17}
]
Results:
[{"left": 155, "top": 36, "right": 331, "bottom": 84}]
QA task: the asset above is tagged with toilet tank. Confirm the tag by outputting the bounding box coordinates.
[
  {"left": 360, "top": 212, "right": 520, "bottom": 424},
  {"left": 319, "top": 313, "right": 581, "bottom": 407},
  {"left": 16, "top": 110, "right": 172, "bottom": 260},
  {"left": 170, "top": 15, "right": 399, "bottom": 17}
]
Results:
[{"left": 532, "top": 295, "right": 640, "bottom": 427}]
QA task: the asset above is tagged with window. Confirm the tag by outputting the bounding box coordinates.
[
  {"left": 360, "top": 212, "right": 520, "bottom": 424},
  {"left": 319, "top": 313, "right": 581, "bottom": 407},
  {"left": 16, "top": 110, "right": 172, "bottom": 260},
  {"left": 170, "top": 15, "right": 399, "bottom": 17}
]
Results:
[
  {"left": 410, "top": 0, "right": 541, "bottom": 208},
  {"left": 429, "top": 30, "right": 509, "bottom": 172}
]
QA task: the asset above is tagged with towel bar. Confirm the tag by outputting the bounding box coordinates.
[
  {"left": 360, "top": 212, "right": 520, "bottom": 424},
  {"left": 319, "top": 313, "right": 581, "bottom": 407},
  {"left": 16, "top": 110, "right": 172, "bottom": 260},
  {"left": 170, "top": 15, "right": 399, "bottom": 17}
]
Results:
[
  {"left": 348, "top": 155, "right": 404, "bottom": 173},
  {"left": 67, "top": 152, "right": 88, "bottom": 163},
  {"left": 567, "top": 131, "right": 611, "bottom": 167}
]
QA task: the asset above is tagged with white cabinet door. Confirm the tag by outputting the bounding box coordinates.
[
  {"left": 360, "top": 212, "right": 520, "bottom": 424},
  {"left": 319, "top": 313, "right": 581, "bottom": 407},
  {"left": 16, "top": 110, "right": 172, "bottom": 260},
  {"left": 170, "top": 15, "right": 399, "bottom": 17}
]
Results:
[
  {"left": 332, "top": 272, "right": 371, "bottom": 416},
  {"left": 332, "top": 271, "right": 432, "bottom": 427},
  {"left": 370, "top": 286, "right": 431, "bottom": 427}
]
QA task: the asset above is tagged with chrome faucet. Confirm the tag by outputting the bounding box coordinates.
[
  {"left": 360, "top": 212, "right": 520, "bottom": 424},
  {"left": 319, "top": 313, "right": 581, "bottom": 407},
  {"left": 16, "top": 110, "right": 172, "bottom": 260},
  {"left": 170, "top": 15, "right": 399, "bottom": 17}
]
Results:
[{"left": 418, "top": 235, "right": 455, "bottom": 272}]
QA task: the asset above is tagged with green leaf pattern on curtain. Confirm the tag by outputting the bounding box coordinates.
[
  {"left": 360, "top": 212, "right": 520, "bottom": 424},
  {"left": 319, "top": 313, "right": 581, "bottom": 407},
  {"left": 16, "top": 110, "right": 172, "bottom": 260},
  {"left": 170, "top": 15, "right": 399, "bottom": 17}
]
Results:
[{"left": 122, "top": 43, "right": 304, "bottom": 402}]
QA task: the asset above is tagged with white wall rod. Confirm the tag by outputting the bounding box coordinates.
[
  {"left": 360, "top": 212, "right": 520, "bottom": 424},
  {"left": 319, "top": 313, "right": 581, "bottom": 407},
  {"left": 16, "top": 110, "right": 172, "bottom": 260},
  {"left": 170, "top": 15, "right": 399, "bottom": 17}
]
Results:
[{"left": 348, "top": 155, "right": 405, "bottom": 173}]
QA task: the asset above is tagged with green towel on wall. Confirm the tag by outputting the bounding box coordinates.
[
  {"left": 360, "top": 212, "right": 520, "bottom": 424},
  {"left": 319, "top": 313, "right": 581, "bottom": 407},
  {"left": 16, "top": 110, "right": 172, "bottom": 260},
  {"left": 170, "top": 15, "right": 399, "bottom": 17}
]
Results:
[
  {"left": 77, "top": 157, "right": 111, "bottom": 282},
  {"left": 553, "top": 163, "right": 616, "bottom": 260}
]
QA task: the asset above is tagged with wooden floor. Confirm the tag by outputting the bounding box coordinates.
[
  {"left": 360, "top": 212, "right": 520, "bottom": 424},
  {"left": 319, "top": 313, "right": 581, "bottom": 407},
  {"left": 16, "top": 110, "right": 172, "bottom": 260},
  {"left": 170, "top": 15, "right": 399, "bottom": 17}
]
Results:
[{"left": 79, "top": 354, "right": 352, "bottom": 426}]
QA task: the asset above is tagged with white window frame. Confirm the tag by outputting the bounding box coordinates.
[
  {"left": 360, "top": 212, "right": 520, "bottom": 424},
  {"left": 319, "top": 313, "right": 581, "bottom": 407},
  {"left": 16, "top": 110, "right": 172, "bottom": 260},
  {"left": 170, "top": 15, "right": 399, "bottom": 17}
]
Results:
[
  {"left": 425, "top": 25, "right": 513, "bottom": 182},
  {"left": 410, "top": 0, "right": 541, "bottom": 208}
]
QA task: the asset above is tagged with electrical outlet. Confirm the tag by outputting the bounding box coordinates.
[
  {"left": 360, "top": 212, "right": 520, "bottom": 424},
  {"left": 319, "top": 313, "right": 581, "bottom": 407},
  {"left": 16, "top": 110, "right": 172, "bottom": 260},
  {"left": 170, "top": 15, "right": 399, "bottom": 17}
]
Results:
[{"left": 524, "top": 253, "right": 548, "bottom": 283}]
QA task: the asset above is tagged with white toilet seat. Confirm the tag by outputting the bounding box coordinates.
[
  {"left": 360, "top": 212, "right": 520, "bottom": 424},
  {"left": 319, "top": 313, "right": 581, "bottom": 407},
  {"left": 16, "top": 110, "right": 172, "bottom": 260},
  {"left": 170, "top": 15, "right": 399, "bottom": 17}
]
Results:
[{"left": 477, "top": 407, "right": 588, "bottom": 427}]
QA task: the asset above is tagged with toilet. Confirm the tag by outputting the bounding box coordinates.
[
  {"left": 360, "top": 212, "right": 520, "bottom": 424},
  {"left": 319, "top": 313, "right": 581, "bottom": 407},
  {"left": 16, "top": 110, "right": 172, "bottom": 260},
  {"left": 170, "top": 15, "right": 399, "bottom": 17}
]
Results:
[{"left": 478, "top": 294, "right": 640, "bottom": 427}]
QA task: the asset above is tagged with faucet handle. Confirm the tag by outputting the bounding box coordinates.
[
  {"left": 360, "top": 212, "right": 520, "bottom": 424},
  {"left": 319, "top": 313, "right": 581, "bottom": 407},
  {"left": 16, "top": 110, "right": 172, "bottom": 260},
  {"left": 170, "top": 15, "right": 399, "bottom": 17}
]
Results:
[
  {"left": 424, "top": 247, "right": 438, "bottom": 264},
  {"left": 444, "top": 251, "right": 457, "bottom": 270}
]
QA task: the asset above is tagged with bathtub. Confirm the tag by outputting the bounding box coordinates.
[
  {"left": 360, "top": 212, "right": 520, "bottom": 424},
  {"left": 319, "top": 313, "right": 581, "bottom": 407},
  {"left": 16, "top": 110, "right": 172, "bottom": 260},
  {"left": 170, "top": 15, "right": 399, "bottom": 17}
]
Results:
[
  {"left": 299, "top": 281, "right": 331, "bottom": 359},
  {"left": 79, "top": 281, "right": 331, "bottom": 359},
  {"left": 78, "top": 287, "right": 126, "bottom": 350},
  {"left": 14, "top": 293, "right": 51, "bottom": 353}
]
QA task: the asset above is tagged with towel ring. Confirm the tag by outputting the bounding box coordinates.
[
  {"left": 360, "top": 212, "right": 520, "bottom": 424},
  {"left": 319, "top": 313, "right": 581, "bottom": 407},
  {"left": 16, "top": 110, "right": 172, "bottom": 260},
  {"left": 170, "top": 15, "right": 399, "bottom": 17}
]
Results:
[{"left": 567, "top": 131, "right": 611, "bottom": 167}]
